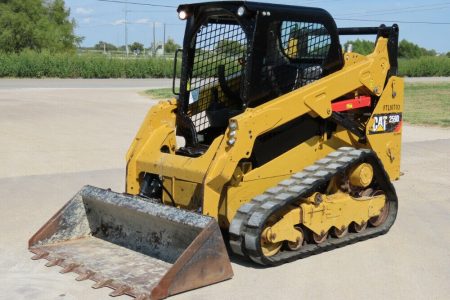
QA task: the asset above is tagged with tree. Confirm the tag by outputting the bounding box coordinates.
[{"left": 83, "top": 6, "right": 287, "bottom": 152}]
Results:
[
  {"left": 398, "top": 39, "right": 436, "bottom": 58},
  {"left": 344, "top": 38, "right": 437, "bottom": 58},
  {"left": 129, "top": 42, "right": 144, "bottom": 53},
  {"left": 94, "top": 41, "right": 117, "bottom": 52},
  {"left": 164, "top": 38, "right": 181, "bottom": 53},
  {"left": 0, "top": 0, "right": 82, "bottom": 53},
  {"left": 447, "top": 52, "right": 450, "bottom": 58},
  {"left": 343, "top": 39, "right": 375, "bottom": 55}
]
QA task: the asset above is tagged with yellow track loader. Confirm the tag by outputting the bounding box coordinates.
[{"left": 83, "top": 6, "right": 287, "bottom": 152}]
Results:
[{"left": 30, "top": 1, "right": 403, "bottom": 299}]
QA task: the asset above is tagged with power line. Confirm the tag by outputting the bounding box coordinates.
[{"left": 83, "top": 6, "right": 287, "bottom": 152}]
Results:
[
  {"left": 351, "top": 5, "right": 450, "bottom": 18},
  {"left": 124, "top": 3, "right": 128, "bottom": 56},
  {"left": 97, "top": 0, "right": 176, "bottom": 8},
  {"left": 299, "top": 0, "right": 346, "bottom": 5},
  {"left": 336, "top": 18, "right": 450, "bottom": 25},
  {"left": 77, "top": 21, "right": 184, "bottom": 27},
  {"left": 337, "top": 1, "right": 450, "bottom": 17},
  {"left": 127, "top": 10, "right": 175, "bottom": 13}
]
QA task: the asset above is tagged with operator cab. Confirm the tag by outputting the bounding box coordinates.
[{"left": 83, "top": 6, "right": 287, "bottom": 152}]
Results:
[{"left": 175, "top": 1, "right": 343, "bottom": 154}]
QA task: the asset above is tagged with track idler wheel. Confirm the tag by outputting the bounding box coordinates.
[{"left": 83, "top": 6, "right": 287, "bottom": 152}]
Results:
[
  {"left": 369, "top": 202, "right": 390, "bottom": 227},
  {"left": 369, "top": 190, "right": 389, "bottom": 227},
  {"left": 261, "top": 226, "right": 282, "bottom": 257}
]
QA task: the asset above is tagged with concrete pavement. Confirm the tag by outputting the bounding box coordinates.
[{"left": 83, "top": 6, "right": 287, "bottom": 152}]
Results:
[
  {"left": 0, "top": 78, "right": 173, "bottom": 89},
  {"left": 0, "top": 77, "right": 448, "bottom": 90},
  {"left": 0, "top": 80, "right": 449, "bottom": 300}
]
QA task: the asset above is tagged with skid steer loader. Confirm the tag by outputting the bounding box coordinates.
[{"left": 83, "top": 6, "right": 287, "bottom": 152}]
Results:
[{"left": 29, "top": 1, "right": 403, "bottom": 299}]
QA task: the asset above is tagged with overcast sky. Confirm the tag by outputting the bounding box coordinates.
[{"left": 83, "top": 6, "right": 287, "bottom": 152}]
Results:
[{"left": 66, "top": 0, "right": 450, "bottom": 53}]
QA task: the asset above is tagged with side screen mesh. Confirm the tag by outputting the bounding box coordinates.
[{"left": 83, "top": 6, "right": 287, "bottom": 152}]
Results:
[
  {"left": 263, "top": 21, "right": 331, "bottom": 96},
  {"left": 188, "top": 21, "right": 247, "bottom": 132}
]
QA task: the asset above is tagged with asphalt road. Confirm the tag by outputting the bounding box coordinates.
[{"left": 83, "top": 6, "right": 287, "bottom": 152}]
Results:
[{"left": 0, "top": 80, "right": 449, "bottom": 300}]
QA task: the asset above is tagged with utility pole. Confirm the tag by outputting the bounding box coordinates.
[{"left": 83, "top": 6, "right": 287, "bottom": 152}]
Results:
[
  {"left": 124, "top": 0, "right": 129, "bottom": 57},
  {"left": 163, "top": 23, "right": 166, "bottom": 56},
  {"left": 152, "top": 21, "right": 156, "bottom": 56}
]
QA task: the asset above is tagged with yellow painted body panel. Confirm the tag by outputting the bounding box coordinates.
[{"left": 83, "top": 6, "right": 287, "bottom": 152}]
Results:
[
  {"left": 366, "top": 77, "right": 404, "bottom": 180},
  {"left": 162, "top": 177, "right": 200, "bottom": 209},
  {"left": 125, "top": 37, "right": 403, "bottom": 231}
]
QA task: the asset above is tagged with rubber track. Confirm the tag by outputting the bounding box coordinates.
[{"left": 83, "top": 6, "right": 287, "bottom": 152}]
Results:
[{"left": 229, "top": 147, "right": 398, "bottom": 266}]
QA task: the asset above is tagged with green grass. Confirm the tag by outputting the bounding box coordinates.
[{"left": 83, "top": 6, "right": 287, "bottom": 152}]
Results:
[
  {"left": 142, "top": 88, "right": 174, "bottom": 99},
  {"left": 404, "top": 83, "right": 450, "bottom": 127}
]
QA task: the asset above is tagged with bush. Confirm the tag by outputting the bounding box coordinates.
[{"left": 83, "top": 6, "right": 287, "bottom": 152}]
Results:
[
  {"left": 398, "top": 39, "right": 436, "bottom": 59},
  {"left": 343, "top": 39, "right": 375, "bottom": 55},
  {"left": 0, "top": 50, "right": 180, "bottom": 78},
  {"left": 344, "top": 39, "right": 437, "bottom": 58},
  {"left": 1, "top": 51, "right": 449, "bottom": 78},
  {"left": 399, "top": 56, "right": 450, "bottom": 77}
]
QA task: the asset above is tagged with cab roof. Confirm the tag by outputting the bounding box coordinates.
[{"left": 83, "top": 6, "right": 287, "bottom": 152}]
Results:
[{"left": 177, "top": 1, "right": 333, "bottom": 20}]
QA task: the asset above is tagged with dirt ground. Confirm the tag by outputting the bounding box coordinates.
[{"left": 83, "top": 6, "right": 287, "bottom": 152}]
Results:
[{"left": 0, "top": 81, "right": 449, "bottom": 300}]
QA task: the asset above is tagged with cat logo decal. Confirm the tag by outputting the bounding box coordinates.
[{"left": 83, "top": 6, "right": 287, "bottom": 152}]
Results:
[{"left": 369, "top": 113, "right": 402, "bottom": 135}]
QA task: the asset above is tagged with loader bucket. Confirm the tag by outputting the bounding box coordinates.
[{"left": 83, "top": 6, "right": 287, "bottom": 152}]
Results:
[{"left": 29, "top": 186, "right": 233, "bottom": 299}]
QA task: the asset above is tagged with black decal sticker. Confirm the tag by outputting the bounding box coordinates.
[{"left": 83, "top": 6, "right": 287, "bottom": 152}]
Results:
[{"left": 369, "top": 113, "right": 402, "bottom": 134}]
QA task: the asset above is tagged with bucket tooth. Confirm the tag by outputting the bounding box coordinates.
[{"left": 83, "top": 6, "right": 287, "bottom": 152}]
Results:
[
  {"left": 76, "top": 271, "right": 95, "bottom": 281},
  {"left": 109, "top": 285, "right": 131, "bottom": 297},
  {"left": 31, "top": 251, "right": 49, "bottom": 260},
  {"left": 45, "top": 258, "right": 63, "bottom": 267},
  {"left": 29, "top": 186, "right": 233, "bottom": 299},
  {"left": 60, "top": 263, "right": 80, "bottom": 274},
  {"left": 92, "top": 279, "right": 113, "bottom": 289}
]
